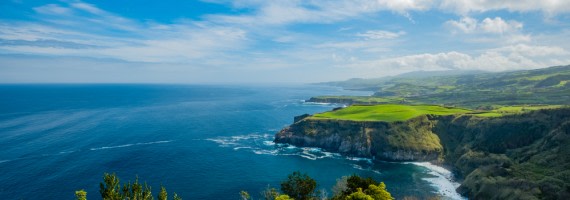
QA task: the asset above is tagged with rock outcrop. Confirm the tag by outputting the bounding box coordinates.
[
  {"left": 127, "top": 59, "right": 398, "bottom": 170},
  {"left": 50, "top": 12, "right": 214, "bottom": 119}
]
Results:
[
  {"left": 275, "top": 108, "right": 570, "bottom": 200},
  {"left": 275, "top": 115, "right": 443, "bottom": 161}
]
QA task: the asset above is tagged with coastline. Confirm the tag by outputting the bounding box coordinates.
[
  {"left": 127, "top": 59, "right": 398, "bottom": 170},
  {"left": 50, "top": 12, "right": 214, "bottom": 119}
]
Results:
[{"left": 406, "top": 162, "right": 465, "bottom": 200}]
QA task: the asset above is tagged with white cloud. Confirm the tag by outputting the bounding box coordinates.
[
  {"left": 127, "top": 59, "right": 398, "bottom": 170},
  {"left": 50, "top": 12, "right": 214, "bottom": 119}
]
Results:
[
  {"left": 2, "top": 0, "right": 570, "bottom": 83},
  {"left": 480, "top": 17, "right": 523, "bottom": 34},
  {"left": 445, "top": 17, "right": 478, "bottom": 33},
  {"left": 33, "top": 4, "right": 72, "bottom": 15},
  {"left": 0, "top": 2, "right": 249, "bottom": 63},
  {"left": 446, "top": 17, "right": 523, "bottom": 34},
  {"left": 343, "top": 44, "right": 570, "bottom": 77},
  {"left": 439, "top": 0, "right": 570, "bottom": 15},
  {"left": 206, "top": 0, "right": 433, "bottom": 25},
  {"left": 206, "top": 0, "right": 570, "bottom": 26},
  {"left": 356, "top": 30, "right": 405, "bottom": 40}
]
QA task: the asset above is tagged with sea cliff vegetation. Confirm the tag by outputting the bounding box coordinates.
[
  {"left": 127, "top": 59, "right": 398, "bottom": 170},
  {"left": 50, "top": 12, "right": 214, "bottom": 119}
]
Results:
[
  {"left": 277, "top": 65, "right": 570, "bottom": 200},
  {"left": 276, "top": 107, "right": 570, "bottom": 200}
]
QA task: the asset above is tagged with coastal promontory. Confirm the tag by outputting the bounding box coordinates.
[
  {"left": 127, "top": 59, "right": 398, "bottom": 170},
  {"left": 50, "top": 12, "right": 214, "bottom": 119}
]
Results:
[{"left": 275, "top": 104, "right": 570, "bottom": 199}]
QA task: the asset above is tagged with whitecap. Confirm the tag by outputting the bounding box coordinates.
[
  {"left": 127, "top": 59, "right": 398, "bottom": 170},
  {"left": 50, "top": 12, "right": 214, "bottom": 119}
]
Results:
[
  {"left": 346, "top": 156, "right": 373, "bottom": 164},
  {"left": 253, "top": 149, "right": 279, "bottom": 155},
  {"left": 58, "top": 150, "right": 75, "bottom": 154},
  {"left": 406, "top": 162, "right": 466, "bottom": 200},
  {"left": 89, "top": 140, "right": 172, "bottom": 151},
  {"left": 233, "top": 147, "right": 253, "bottom": 150}
]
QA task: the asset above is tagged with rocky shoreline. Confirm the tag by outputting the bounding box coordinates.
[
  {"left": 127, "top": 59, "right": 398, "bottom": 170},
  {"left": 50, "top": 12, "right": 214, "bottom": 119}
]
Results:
[{"left": 275, "top": 108, "right": 570, "bottom": 199}]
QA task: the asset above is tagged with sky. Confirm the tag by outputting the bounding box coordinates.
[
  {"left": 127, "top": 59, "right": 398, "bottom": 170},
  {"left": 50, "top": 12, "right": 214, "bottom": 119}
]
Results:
[{"left": 1, "top": 0, "right": 570, "bottom": 83}]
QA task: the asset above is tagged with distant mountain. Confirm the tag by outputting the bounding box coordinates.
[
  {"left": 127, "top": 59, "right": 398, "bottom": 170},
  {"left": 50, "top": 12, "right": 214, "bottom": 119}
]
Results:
[
  {"left": 317, "top": 69, "right": 486, "bottom": 90},
  {"left": 394, "top": 69, "right": 485, "bottom": 79},
  {"left": 317, "top": 65, "right": 570, "bottom": 108}
]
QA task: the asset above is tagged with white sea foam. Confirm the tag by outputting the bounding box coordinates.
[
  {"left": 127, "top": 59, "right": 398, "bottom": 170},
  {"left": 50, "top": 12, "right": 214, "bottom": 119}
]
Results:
[
  {"left": 350, "top": 163, "right": 382, "bottom": 174},
  {"left": 407, "top": 162, "right": 466, "bottom": 200},
  {"left": 253, "top": 149, "right": 279, "bottom": 155},
  {"left": 301, "top": 102, "right": 344, "bottom": 107},
  {"left": 207, "top": 134, "right": 343, "bottom": 161},
  {"left": 346, "top": 156, "right": 373, "bottom": 164},
  {"left": 233, "top": 147, "right": 253, "bottom": 150},
  {"left": 58, "top": 150, "right": 75, "bottom": 154},
  {"left": 89, "top": 140, "right": 172, "bottom": 151}
]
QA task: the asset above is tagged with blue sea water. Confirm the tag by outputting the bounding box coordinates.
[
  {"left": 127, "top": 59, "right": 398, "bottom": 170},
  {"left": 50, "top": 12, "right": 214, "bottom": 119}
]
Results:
[{"left": 0, "top": 84, "right": 461, "bottom": 199}]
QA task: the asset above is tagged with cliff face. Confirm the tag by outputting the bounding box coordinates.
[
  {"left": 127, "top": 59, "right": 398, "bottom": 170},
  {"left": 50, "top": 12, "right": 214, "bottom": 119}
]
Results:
[
  {"left": 275, "top": 115, "right": 443, "bottom": 161},
  {"left": 275, "top": 108, "right": 570, "bottom": 200}
]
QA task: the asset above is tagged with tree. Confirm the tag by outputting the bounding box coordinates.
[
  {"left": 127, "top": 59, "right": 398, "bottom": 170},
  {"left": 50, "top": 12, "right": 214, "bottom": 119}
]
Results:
[
  {"left": 331, "top": 176, "right": 348, "bottom": 197},
  {"left": 78, "top": 173, "right": 182, "bottom": 200},
  {"left": 364, "top": 183, "right": 394, "bottom": 200},
  {"left": 345, "top": 175, "right": 378, "bottom": 196},
  {"left": 346, "top": 188, "right": 373, "bottom": 200},
  {"left": 280, "top": 171, "right": 317, "bottom": 200},
  {"left": 275, "top": 194, "right": 294, "bottom": 200},
  {"left": 158, "top": 186, "right": 168, "bottom": 200},
  {"left": 261, "top": 185, "right": 280, "bottom": 200},
  {"left": 75, "top": 189, "right": 87, "bottom": 200},
  {"left": 172, "top": 193, "right": 182, "bottom": 200},
  {"left": 240, "top": 190, "right": 251, "bottom": 200},
  {"left": 331, "top": 175, "right": 393, "bottom": 200},
  {"left": 99, "top": 173, "right": 123, "bottom": 200}
]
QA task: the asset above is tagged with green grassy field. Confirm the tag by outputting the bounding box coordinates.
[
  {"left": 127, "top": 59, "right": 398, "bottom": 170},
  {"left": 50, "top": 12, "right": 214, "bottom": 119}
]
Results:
[
  {"left": 310, "top": 104, "right": 566, "bottom": 122},
  {"left": 311, "top": 104, "right": 472, "bottom": 122}
]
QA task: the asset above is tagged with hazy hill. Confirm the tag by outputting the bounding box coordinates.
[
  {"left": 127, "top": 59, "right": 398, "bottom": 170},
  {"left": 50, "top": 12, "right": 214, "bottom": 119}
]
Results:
[{"left": 317, "top": 65, "right": 570, "bottom": 108}]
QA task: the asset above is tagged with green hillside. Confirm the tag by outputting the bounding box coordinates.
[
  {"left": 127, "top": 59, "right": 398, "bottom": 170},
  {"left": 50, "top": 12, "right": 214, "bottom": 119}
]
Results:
[
  {"left": 318, "top": 65, "right": 570, "bottom": 108},
  {"left": 311, "top": 104, "right": 472, "bottom": 122}
]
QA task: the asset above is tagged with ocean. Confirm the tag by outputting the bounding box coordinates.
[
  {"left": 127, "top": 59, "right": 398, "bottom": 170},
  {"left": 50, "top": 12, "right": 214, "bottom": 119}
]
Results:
[{"left": 0, "top": 84, "right": 464, "bottom": 199}]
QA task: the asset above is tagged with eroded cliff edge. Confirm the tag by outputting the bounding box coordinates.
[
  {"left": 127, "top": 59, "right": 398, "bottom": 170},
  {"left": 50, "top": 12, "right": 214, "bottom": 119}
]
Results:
[
  {"left": 275, "top": 115, "right": 442, "bottom": 161},
  {"left": 275, "top": 108, "right": 570, "bottom": 200}
]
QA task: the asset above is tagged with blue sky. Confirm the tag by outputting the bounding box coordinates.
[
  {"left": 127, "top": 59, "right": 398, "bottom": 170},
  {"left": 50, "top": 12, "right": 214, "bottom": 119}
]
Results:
[{"left": 1, "top": 0, "right": 570, "bottom": 83}]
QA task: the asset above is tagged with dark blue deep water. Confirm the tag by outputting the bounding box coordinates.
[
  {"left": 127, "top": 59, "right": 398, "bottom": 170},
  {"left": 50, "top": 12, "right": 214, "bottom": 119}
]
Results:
[{"left": 0, "top": 84, "right": 460, "bottom": 199}]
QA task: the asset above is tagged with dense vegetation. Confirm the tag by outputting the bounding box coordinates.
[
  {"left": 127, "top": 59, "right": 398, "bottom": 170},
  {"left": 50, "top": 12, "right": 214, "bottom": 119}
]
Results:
[
  {"left": 279, "top": 107, "right": 570, "bottom": 199},
  {"left": 431, "top": 108, "right": 570, "bottom": 199},
  {"left": 317, "top": 65, "right": 570, "bottom": 108},
  {"left": 75, "top": 173, "right": 181, "bottom": 200},
  {"left": 82, "top": 172, "right": 397, "bottom": 200},
  {"left": 240, "top": 172, "right": 395, "bottom": 200}
]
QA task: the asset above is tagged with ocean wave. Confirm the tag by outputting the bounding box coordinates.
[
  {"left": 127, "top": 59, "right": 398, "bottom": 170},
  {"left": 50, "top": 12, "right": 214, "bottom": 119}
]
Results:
[
  {"left": 346, "top": 156, "right": 373, "bottom": 164},
  {"left": 406, "top": 162, "right": 466, "bottom": 200},
  {"left": 350, "top": 164, "right": 382, "bottom": 174},
  {"left": 207, "top": 134, "right": 343, "bottom": 161},
  {"left": 89, "top": 140, "right": 172, "bottom": 151},
  {"left": 301, "top": 102, "right": 339, "bottom": 106},
  {"left": 0, "top": 159, "right": 11, "bottom": 164}
]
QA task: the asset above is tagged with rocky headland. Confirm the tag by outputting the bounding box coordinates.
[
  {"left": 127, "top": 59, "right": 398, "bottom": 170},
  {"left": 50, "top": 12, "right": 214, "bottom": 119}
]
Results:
[{"left": 275, "top": 108, "right": 570, "bottom": 200}]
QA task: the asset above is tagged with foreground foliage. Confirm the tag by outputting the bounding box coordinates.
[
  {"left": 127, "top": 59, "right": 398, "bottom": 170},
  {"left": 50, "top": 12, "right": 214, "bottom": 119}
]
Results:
[
  {"left": 280, "top": 171, "right": 317, "bottom": 200},
  {"left": 76, "top": 173, "right": 181, "bottom": 200},
  {"left": 242, "top": 172, "right": 394, "bottom": 200}
]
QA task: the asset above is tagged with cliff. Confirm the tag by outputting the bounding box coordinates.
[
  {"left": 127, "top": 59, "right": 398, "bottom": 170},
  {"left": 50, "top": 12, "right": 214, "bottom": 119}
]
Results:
[
  {"left": 275, "top": 115, "right": 443, "bottom": 161},
  {"left": 275, "top": 108, "right": 570, "bottom": 200}
]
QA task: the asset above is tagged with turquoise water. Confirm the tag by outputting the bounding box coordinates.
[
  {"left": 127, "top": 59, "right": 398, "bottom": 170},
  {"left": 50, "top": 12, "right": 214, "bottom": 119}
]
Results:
[{"left": 0, "top": 84, "right": 457, "bottom": 199}]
